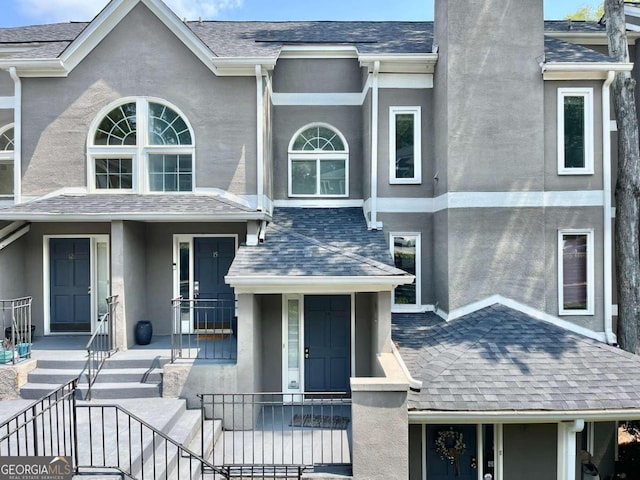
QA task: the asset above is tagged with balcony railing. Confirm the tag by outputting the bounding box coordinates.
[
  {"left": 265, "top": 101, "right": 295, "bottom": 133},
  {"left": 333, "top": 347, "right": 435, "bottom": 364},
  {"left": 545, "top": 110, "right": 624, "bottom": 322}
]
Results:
[
  {"left": 86, "top": 295, "right": 118, "bottom": 401},
  {"left": 199, "top": 392, "right": 352, "bottom": 476},
  {"left": 171, "top": 297, "right": 237, "bottom": 362},
  {"left": 0, "top": 297, "right": 33, "bottom": 365}
]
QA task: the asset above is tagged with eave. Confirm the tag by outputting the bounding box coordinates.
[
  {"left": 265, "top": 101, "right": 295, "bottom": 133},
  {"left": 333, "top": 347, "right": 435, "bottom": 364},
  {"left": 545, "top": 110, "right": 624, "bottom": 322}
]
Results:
[
  {"left": 359, "top": 54, "right": 438, "bottom": 74},
  {"left": 409, "top": 408, "right": 640, "bottom": 424},
  {"left": 0, "top": 58, "right": 68, "bottom": 77},
  {"left": 0, "top": 212, "right": 271, "bottom": 223},
  {"left": 226, "top": 275, "right": 415, "bottom": 294},
  {"left": 542, "top": 62, "right": 634, "bottom": 80},
  {"left": 213, "top": 57, "right": 277, "bottom": 76},
  {"left": 546, "top": 31, "right": 640, "bottom": 46}
]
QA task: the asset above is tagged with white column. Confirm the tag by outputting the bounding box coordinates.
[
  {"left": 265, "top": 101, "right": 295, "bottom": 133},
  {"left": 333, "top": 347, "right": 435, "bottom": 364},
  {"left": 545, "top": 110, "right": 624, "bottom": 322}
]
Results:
[{"left": 557, "top": 420, "right": 584, "bottom": 480}]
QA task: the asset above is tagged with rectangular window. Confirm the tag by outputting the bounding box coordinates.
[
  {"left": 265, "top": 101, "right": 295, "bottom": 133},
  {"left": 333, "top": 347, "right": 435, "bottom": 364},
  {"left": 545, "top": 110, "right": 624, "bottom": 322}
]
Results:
[
  {"left": 148, "top": 154, "right": 193, "bottom": 192},
  {"left": 289, "top": 157, "right": 347, "bottom": 197},
  {"left": 0, "top": 162, "right": 14, "bottom": 196},
  {"left": 558, "top": 88, "right": 594, "bottom": 175},
  {"left": 558, "top": 229, "right": 594, "bottom": 315},
  {"left": 389, "top": 106, "right": 421, "bottom": 184},
  {"left": 390, "top": 233, "right": 421, "bottom": 310},
  {"left": 95, "top": 158, "right": 133, "bottom": 190}
]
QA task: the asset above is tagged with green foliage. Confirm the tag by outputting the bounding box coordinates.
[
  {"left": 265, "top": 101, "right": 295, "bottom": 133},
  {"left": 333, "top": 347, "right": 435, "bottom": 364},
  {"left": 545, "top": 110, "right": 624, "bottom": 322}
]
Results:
[{"left": 564, "top": 3, "right": 604, "bottom": 21}]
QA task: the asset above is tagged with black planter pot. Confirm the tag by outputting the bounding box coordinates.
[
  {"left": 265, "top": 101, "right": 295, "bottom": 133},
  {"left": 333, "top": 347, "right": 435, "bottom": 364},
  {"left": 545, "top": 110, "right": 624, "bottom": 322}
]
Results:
[
  {"left": 5, "top": 325, "right": 36, "bottom": 341},
  {"left": 135, "top": 321, "right": 153, "bottom": 345}
]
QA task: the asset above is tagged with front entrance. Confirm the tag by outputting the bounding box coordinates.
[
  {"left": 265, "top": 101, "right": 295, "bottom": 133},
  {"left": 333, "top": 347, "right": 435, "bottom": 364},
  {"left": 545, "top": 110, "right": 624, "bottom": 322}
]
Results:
[
  {"left": 47, "top": 236, "right": 110, "bottom": 334},
  {"left": 426, "top": 425, "right": 478, "bottom": 480},
  {"left": 303, "top": 295, "right": 351, "bottom": 392}
]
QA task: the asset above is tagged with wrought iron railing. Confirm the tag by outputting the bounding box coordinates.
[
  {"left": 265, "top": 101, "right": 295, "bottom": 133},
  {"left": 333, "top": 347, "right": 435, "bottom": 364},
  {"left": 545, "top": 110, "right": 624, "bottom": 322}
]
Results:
[
  {"left": 199, "top": 392, "right": 352, "bottom": 475},
  {"left": 171, "top": 297, "right": 237, "bottom": 362},
  {"left": 0, "top": 379, "right": 78, "bottom": 459},
  {"left": 0, "top": 297, "right": 33, "bottom": 365},
  {"left": 86, "top": 295, "right": 118, "bottom": 401}
]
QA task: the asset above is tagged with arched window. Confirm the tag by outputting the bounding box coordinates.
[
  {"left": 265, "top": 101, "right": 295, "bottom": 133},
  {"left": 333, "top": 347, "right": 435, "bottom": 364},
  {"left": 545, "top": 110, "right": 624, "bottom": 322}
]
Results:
[
  {"left": 0, "top": 123, "right": 14, "bottom": 197},
  {"left": 288, "top": 123, "right": 348, "bottom": 197},
  {"left": 88, "top": 98, "right": 194, "bottom": 192}
]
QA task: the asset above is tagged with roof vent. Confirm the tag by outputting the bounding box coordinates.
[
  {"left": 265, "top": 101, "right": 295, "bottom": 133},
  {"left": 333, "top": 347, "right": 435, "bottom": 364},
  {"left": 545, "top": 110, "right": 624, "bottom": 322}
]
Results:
[{"left": 198, "top": 17, "right": 203, "bottom": 25}]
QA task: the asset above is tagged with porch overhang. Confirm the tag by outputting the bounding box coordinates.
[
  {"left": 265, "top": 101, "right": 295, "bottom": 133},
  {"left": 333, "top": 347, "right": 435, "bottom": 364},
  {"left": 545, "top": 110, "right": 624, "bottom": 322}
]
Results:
[
  {"left": 226, "top": 274, "right": 415, "bottom": 294},
  {"left": 409, "top": 408, "right": 640, "bottom": 424}
]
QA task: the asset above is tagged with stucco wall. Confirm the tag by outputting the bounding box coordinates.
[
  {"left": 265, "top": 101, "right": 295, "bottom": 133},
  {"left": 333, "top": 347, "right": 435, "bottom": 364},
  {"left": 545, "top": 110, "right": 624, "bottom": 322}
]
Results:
[
  {"left": 272, "top": 59, "right": 362, "bottom": 93},
  {"left": 408, "top": 424, "right": 423, "bottom": 480},
  {"left": 433, "top": 209, "right": 449, "bottom": 313},
  {"left": 260, "top": 294, "right": 282, "bottom": 391},
  {"left": 120, "top": 221, "right": 147, "bottom": 349},
  {"left": 0, "top": 72, "right": 13, "bottom": 97},
  {"left": 20, "top": 3, "right": 256, "bottom": 197},
  {"left": 503, "top": 423, "right": 557, "bottom": 480},
  {"left": 272, "top": 106, "right": 363, "bottom": 199},
  {"left": 0, "top": 238, "right": 26, "bottom": 300},
  {"left": 355, "top": 292, "right": 373, "bottom": 377},
  {"left": 377, "top": 88, "right": 434, "bottom": 198}
]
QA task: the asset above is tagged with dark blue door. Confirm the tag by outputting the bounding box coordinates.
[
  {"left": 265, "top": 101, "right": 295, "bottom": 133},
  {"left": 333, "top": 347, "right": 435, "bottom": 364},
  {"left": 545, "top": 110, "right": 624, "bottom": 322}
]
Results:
[
  {"left": 426, "top": 425, "right": 478, "bottom": 480},
  {"left": 50, "top": 238, "right": 91, "bottom": 333},
  {"left": 304, "top": 295, "right": 351, "bottom": 392},
  {"left": 194, "top": 237, "right": 235, "bottom": 331}
]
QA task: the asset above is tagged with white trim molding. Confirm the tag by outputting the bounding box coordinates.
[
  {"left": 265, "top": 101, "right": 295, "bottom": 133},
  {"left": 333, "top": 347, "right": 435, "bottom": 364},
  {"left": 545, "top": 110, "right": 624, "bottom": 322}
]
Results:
[
  {"left": 558, "top": 229, "right": 595, "bottom": 316},
  {"left": 226, "top": 275, "right": 414, "bottom": 295},
  {"left": 379, "top": 73, "right": 433, "bottom": 89},
  {"left": 557, "top": 87, "right": 594, "bottom": 175}
]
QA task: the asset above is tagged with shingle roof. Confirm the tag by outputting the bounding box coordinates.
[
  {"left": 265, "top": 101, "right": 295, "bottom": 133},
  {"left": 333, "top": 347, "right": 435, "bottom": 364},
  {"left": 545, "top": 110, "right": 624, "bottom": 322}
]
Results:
[
  {"left": 394, "top": 304, "right": 640, "bottom": 412},
  {"left": 544, "top": 20, "right": 605, "bottom": 33},
  {"left": 0, "top": 193, "right": 258, "bottom": 219},
  {"left": 0, "top": 19, "right": 617, "bottom": 64},
  {"left": 228, "top": 207, "right": 408, "bottom": 278}
]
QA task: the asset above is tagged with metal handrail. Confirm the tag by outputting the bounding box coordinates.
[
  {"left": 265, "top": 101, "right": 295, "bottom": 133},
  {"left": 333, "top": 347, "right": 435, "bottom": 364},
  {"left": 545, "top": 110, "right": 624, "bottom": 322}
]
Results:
[
  {"left": 1, "top": 297, "right": 33, "bottom": 365},
  {"left": 77, "top": 403, "right": 229, "bottom": 479},
  {"left": 86, "top": 295, "right": 118, "bottom": 400}
]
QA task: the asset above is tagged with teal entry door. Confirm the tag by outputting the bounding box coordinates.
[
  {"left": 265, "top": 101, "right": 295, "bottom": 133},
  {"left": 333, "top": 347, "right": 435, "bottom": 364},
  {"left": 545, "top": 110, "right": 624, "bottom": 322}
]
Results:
[
  {"left": 49, "top": 238, "right": 91, "bottom": 333},
  {"left": 304, "top": 295, "right": 351, "bottom": 392},
  {"left": 426, "top": 425, "right": 478, "bottom": 480}
]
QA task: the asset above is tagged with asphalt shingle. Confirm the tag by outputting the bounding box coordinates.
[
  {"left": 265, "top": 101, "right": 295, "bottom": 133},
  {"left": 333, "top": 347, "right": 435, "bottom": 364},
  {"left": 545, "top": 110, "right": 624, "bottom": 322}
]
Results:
[{"left": 394, "top": 304, "right": 640, "bottom": 412}]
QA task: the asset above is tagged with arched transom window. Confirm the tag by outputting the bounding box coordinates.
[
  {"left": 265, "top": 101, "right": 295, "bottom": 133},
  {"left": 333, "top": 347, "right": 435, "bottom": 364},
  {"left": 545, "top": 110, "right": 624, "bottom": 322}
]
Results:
[
  {"left": 288, "top": 124, "right": 348, "bottom": 197},
  {"left": 88, "top": 98, "right": 194, "bottom": 192},
  {"left": 0, "top": 124, "right": 14, "bottom": 197}
]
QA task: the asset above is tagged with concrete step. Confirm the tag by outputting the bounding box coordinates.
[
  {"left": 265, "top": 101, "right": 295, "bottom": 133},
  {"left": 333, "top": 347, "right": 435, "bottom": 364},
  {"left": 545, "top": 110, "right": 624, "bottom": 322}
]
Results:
[
  {"left": 35, "top": 358, "right": 87, "bottom": 370},
  {"left": 20, "top": 383, "right": 75, "bottom": 400},
  {"left": 76, "top": 382, "right": 162, "bottom": 400},
  {"left": 28, "top": 367, "right": 162, "bottom": 384}
]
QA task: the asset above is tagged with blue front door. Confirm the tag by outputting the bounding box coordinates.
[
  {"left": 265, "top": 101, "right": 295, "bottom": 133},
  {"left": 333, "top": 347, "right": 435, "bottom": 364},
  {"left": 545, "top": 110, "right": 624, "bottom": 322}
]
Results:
[
  {"left": 193, "top": 237, "right": 235, "bottom": 331},
  {"left": 426, "top": 425, "right": 478, "bottom": 480},
  {"left": 304, "top": 295, "right": 351, "bottom": 392},
  {"left": 49, "top": 238, "right": 91, "bottom": 333}
]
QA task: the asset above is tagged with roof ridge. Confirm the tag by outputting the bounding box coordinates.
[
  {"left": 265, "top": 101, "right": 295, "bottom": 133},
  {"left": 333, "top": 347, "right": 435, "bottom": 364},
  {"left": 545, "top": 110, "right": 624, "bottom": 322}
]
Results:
[{"left": 268, "top": 223, "right": 407, "bottom": 276}]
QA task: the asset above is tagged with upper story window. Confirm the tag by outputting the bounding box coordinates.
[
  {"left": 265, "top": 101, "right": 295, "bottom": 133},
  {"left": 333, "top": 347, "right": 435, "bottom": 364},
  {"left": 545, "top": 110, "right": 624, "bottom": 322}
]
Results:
[
  {"left": 389, "top": 106, "right": 421, "bottom": 184},
  {"left": 88, "top": 98, "right": 194, "bottom": 193},
  {"left": 557, "top": 88, "right": 594, "bottom": 175},
  {"left": 288, "top": 123, "right": 349, "bottom": 197},
  {"left": 558, "top": 229, "right": 594, "bottom": 316},
  {"left": 0, "top": 123, "right": 14, "bottom": 197}
]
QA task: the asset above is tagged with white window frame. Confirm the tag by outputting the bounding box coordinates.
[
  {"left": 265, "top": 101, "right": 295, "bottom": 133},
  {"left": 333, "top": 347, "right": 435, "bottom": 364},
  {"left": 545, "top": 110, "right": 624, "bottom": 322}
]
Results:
[
  {"left": 287, "top": 122, "right": 349, "bottom": 198},
  {"left": 87, "top": 97, "right": 195, "bottom": 194},
  {"left": 0, "top": 123, "right": 15, "bottom": 198},
  {"left": 558, "top": 229, "right": 595, "bottom": 316},
  {"left": 557, "top": 88, "right": 594, "bottom": 175},
  {"left": 389, "top": 106, "right": 422, "bottom": 184},
  {"left": 390, "top": 232, "right": 421, "bottom": 312}
]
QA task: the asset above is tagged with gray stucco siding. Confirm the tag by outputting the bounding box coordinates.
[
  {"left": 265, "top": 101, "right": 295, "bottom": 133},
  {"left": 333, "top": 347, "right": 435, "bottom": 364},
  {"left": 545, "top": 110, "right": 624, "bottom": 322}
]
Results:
[
  {"left": 377, "top": 88, "right": 434, "bottom": 198},
  {"left": 0, "top": 237, "right": 26, "bottom": 300},
  {"left": 20, "top": 3, "right": 257, "bottom": 197},
  {"left": 272, "top": 59, "right": 362, "bottom": 93},
  {"left": 260, "top": 294, "right": 282, "bottom": 392},
  {"left": 361, "top": 91, "right": 372, "bottom": 205},
  {"left": 433, "top": 209, "right": 449, "bottom": 313},
  {"left": 379, "top": 212, "right": 433, "bottom": 307},
  {"left": 0, "top": 109, "right": 13, "bottom": 128},
  {"left": 0, "top": 72, "right": 13, "bottom": 97},
  {"left": 544, "top": 80, "right": 604, "bottom": 191},
  {"left": 272, "top": 106, "right": 363, "bottom": 199},
  {"left": 504, "top": 424, "right": 557, "bottom": 479}
]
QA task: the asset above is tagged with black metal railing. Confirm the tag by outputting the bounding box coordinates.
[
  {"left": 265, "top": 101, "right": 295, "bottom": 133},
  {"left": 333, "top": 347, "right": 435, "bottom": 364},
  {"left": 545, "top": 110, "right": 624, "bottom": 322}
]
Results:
[
  {"left": 171, "top": 297, "right": 237, "bottom": 362},
  {"left": 199, "top": 392, "right": 352, "bottom": 474},
  {"left": 0, "top": 297, "right": 33, "bottom": 365},
  {"left": 86, "top": 295, "right": 118, "bottom": 401},
  {"left": 0, "top": 379, "right": 78, "bottom": 459},
  {"left": 76, "top": 404, "right": 228, "bottom": 479}
]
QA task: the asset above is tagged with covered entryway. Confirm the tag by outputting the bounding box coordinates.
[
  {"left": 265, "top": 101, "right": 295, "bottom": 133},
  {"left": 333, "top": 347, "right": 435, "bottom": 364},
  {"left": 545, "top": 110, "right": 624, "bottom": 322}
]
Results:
[
  {"left": 426, "top": 425, "right": 477, "bottom": 480},
  {"left": 304, "top": 295, "right": 351, "bottom": 392}
]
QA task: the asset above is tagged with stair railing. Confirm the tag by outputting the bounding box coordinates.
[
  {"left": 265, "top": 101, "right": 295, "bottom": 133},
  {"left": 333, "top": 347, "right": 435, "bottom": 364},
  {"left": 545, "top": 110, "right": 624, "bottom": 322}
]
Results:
[{"left": 86, "top": 295, "right": 118, "bottom": 400}]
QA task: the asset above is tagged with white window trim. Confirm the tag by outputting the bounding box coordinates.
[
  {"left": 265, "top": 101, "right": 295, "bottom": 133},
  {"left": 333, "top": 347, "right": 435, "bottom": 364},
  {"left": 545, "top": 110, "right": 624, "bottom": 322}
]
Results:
[
  {"left": 557, "top": 88, "right": 594, "bottom": 175},
  {"left": 390, "top": 232, "right": 421, "bottom": 312},
  {"left": 287, "top": 122, "right": 349, "bottom": 198},
  {"left": 0, "top": 123, "right": 15, "bottom": 198},
  {"left": 87, "top": 97, "right": 196, "bottom": 194},
  {"left": 558, "top": 228, "right": 595, "bottom": 316},
  {"left": 389, "top": 106, "right": 422, "bottom": 184}
]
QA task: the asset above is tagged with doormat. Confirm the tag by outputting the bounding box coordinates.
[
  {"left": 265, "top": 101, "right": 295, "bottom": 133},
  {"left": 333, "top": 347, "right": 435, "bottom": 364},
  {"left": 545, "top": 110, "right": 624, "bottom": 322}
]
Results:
[{"left": 289, "top": 414, "right": 350, "bottom": 430}]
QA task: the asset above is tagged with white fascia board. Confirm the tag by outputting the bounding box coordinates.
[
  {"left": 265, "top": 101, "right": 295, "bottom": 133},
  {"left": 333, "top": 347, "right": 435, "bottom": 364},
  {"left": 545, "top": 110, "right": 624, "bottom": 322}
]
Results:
[
  {"left": 542, "top": 62, "right": 634, "bottom": 80},
  {"left": 278, "top": 45, "right": 359, "bottom": 59},
  {"left": 0, "top": 59, "right": 67, "bottom": 77},
  {"left": 271, "top": 92, "right": 363, "bottom": 106},
  {"left": 213, "top": 58, "right": 277, "bottom": 76},
  {"left": 409, "top": 409, "right": 640, "bottom": 424},
  {"left": 378, "top": 73, "right": 433, "bottom": 89},
  {"left": 359, "top": 54, "right": 438, "bottom": 74},
  {"left": 226, "top": 275, "right": 414, "bottom": 294}
]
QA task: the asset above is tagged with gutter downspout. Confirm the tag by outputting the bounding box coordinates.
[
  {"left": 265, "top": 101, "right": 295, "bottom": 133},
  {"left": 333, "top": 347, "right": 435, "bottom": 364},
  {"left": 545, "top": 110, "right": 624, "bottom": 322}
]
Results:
[
  {"left": 557, "top": 419, "right": 584, "bottom": 480},
  {"left": 603, "top": 70, "right": 616, "bottom": 344},
  {"left": 370, "top": 60, "right": 380, "bottom": 230},
  {"left": 256, "top": 65, "right": 264, "bottom": 212},
  {"left": 9, "top": 67, "right": 21, "bottom": 204}
]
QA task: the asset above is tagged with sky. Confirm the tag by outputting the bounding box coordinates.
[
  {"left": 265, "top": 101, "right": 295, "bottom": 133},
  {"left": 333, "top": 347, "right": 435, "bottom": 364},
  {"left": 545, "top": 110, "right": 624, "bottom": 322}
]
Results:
[{"left": 0, "top": 0, "right": 604, "bottom": 27}]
